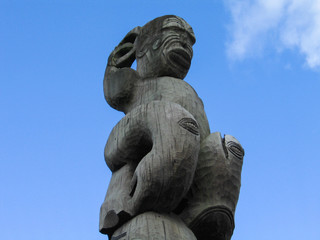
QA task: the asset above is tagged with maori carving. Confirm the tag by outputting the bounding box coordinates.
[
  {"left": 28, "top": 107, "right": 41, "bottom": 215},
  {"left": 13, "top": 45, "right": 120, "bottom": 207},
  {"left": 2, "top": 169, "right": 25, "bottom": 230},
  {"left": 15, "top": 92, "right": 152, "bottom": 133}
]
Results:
[{"left": 100, "top": 15, "right": 244, "bottom": 240}]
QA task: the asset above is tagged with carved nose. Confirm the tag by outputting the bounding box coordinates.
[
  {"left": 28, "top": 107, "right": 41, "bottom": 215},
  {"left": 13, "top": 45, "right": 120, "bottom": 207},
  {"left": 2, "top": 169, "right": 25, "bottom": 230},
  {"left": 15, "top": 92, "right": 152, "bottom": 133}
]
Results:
[{"left": 181, "top": 34, "right": 188, "bottom": 45}]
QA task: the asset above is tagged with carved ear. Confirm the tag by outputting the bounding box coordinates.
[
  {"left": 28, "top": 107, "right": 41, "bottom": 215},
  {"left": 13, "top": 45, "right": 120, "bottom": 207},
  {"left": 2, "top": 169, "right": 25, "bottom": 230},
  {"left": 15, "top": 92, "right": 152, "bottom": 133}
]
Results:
[{"left": 108, "top": 26, "right": 141, "bottom": 68}]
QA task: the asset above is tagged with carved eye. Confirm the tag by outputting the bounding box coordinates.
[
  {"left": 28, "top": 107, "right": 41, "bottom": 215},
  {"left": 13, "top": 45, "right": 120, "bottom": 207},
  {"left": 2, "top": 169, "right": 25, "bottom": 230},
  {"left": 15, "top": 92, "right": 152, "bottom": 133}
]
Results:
[
  {"left": 226, "top": 141, "right": 244, "bottom": 159},
  {"left": 178, "top": 118, "right": 199, "bottom": 135},
  {"left": 152, "top": 38, "right": 162, "bottom": 50}
]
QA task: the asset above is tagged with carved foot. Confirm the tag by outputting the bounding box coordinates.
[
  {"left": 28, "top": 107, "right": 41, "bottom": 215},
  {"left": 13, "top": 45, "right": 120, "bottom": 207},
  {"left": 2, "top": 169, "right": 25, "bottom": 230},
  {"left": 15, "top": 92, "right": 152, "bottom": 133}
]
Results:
[{"left": 99, "top": 164, "right": 135, "bottom": 236}]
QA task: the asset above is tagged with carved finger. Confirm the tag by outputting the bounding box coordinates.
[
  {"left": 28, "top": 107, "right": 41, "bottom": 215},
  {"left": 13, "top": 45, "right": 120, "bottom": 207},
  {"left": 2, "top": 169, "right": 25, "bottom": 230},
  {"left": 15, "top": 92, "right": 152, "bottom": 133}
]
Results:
[
  {"left": 107, "top": 26, "right": 141, "bottom": 68},
  {"left": 224, "top": 135, "right": 244, "bottom": 161},
  {"left": 108, "top": 42, "right": 135, "bottom": 68}
]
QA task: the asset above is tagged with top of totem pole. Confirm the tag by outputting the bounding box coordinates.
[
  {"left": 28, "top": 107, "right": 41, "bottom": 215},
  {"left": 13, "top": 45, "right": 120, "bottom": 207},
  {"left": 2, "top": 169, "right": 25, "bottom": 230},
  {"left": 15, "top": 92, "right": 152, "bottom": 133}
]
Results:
[
  {"left": 135, "top": 15, "right": 195, "bottom": 79},
  {"left": 100, "top": 15, "right": 244, "bottom": 240},
  {"left": 104, "top": 15, "right": 200, "bottom": 113},
  {"left": 107, "top": 15, "right": 196, "bottom": 80}
]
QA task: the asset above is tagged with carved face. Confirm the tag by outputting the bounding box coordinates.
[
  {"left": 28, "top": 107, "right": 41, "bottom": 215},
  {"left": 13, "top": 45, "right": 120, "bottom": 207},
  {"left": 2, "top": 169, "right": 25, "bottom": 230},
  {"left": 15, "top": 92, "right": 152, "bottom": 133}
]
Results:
[{"left": 136, "top": 16, "right": 196, "bottom": 79}]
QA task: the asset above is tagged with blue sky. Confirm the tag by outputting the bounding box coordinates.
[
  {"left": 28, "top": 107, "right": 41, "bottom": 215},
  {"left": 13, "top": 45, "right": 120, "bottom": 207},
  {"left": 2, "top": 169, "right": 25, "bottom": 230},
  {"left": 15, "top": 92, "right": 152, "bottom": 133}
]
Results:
[{"left": 1, "top": 0, "right": 320, "bottom": 239}]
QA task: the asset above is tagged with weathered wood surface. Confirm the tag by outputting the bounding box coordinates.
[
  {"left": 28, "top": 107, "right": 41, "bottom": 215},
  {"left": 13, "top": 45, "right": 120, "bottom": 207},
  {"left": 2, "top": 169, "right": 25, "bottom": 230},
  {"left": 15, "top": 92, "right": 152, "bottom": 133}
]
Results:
[
  {"left": 100, "top": 15, "right": 245, "bottom": 240},
  {"left": 111, "top": 212, "right": 197, "bottom": 240},
  {"left": 100, "top": 101, "right": 200, "bottom": 234},
  {"left": 178, "top": 132, "right": 244, "bottom": 240}
]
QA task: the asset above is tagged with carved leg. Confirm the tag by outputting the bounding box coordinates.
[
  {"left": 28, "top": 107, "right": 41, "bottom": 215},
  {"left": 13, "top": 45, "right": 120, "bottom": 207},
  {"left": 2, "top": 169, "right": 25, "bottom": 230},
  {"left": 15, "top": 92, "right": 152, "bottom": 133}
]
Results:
[
  {"left": 179, "top": 132, "right": 244, "bottom": 240},
  {"left": 99, "top": 163, "right": 136, "bottom": 236},
  {"left": 111, "top": 211, "right": 197, "bottom": 240},
  {"left": 100, "top": 101, "right": 200, "bottom": 236}
]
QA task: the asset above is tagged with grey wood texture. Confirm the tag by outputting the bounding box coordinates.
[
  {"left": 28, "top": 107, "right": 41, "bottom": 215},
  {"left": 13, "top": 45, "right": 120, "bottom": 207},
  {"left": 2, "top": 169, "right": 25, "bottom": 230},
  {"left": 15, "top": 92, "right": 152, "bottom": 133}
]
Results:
[
  {"left": 178, "top": 132, "right": 244, "bottom": 240},
  {"left": 99, "top": 15, "right": 244, "bottom": 240},
  {"left": 100, "top": 101, "right": 200, "bottom": 234},
  {"left": 111, "top": 212, "right": 197, "bottom": 240}
]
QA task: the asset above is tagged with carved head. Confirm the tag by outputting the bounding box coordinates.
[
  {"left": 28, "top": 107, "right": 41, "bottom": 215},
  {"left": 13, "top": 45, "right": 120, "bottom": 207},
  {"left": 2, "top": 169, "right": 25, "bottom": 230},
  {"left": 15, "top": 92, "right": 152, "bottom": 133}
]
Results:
[{"left": 135, "top": 15, "right": 196, "bottom": 79}]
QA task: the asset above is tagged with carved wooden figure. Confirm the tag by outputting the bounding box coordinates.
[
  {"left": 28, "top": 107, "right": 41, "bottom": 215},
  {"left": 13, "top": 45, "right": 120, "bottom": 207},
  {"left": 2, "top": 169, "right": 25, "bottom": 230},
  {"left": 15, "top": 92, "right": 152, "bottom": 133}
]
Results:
[{"left": 100, "top": 15, "right": 244, "bottom": 240}]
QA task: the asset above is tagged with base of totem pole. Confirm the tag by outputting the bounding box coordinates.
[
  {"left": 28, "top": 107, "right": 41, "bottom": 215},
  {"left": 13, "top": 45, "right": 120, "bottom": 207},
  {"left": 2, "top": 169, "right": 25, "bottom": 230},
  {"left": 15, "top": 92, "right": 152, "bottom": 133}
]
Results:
[{"left": 110, "top": 211, "right": 196, "bottom": 240}]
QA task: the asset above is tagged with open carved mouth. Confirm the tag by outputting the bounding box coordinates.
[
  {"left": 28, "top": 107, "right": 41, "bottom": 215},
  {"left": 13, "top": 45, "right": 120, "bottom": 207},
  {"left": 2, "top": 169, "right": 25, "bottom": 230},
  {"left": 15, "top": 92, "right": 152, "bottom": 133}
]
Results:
[{"left": 168, "top": 48, "right": 192, "bottom": 70}]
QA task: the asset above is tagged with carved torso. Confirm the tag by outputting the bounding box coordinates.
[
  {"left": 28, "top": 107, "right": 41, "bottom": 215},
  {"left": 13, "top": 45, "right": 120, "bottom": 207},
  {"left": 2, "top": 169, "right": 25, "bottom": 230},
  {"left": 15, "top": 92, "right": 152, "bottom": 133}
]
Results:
[{"left": 125, "top": 77, "right": 210, "bottom": 141}]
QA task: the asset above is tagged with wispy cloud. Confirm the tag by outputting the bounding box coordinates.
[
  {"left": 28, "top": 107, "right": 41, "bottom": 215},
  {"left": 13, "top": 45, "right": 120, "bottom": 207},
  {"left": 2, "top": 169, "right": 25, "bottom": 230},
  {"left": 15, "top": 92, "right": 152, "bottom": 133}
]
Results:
[{"left": 225, "top": 0, "right": 320, "bottom": 69}]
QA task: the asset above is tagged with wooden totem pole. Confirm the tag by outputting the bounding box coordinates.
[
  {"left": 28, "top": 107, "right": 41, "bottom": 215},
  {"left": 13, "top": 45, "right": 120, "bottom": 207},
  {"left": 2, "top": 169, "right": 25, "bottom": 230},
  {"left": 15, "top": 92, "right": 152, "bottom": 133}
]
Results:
[{"left": 99, "top": 15, "right": 245, "bottom": 240}]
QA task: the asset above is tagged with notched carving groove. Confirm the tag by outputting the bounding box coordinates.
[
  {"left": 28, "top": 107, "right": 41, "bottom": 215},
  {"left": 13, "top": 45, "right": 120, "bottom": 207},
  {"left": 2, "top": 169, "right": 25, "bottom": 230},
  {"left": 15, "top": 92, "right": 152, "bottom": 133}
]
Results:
[
  {"left": 222, "top": 136, "right": 229, "bottom": 158},
  {"left": 129, "top": 174, "right": 137, "bottom": 197},
  {"left": 178, "top": 118, "right": 199, "bottom": 135},
  {"left": 226, "top": 141, "right": 244, "bottom": 159},
  {"left": 111, "top": 232, "right": 127, "bottom": 240}
]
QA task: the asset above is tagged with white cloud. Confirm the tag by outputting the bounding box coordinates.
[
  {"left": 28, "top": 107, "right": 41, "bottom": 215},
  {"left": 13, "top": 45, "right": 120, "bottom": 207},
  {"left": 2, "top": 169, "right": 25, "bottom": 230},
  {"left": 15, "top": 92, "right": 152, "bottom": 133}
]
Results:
[{"left": 225, "top": 0, "right": 320, "bottom": 69}]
